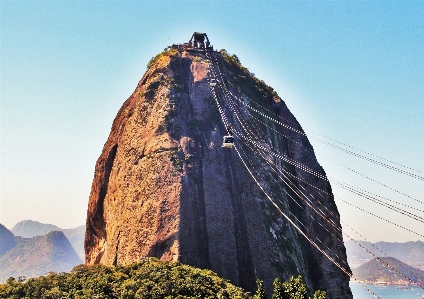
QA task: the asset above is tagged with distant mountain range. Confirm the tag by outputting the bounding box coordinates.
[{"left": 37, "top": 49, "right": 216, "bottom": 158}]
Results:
[
  {"left": 345, "top": 240, "right": 424, "bottom": 270},
  {"left": 3, "top": 220, "right": 424, "bottom": 286},
  {"left": 11, "top": 220, "right": 85, "bottom": 260},
  {"left": 353, "top": 257, "right": 424, "bottom": 284},
  {"left": 0, "top": 221, "right": 85, "bottom": 282}
]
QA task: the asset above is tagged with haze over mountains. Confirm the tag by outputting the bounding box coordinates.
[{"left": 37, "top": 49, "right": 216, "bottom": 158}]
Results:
[
  {"left": 11, "top": 220, "right": 85, "bottom": 260},
  {"left": 2, "top": 222, "right": 424, "bottom": 286},
  {"left": 345, "top": 240, "right": 424, "bottom": 270},
  {"left": 353, "top": 257, "right": 424, "bottom": 284},
  {"left": 0, "top": 221, "right": 84, "bottom": 282}
]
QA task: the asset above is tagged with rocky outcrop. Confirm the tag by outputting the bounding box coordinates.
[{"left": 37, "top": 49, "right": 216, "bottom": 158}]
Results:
[{"left": 85, "top": 46, "right": 352, "bottom": 298}]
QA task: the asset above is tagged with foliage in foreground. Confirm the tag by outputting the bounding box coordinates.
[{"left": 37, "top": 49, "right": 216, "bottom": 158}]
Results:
[
  {"left": 0, "top": 258, "right": 249, "bottom": 299},
  {"left": 0, "top": 258, "right": 327, "bottom": 299},
  {"left": 252, "top": 276, "right": 327, "bottom": 299}
]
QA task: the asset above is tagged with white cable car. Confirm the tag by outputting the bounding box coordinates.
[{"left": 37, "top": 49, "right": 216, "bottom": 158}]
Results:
[
  {"left": 210, "top": 78, "right": 217, "bottom": 87},
  {"left": 222, "top": 135, "right": 234, "bottom": 148},
  {"left": 222, "top": 125, "right": 234, "bottom": 148}
]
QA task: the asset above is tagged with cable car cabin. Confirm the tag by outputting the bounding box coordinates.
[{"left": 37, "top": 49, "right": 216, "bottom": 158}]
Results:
[{"left": 222, "top": 135, "right": 234, "bottom": 148}]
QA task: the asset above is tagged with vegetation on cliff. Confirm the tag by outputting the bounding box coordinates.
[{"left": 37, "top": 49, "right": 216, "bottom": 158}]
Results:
[{"left": 253, "top": 276, "right": 326, "bottom": 299}]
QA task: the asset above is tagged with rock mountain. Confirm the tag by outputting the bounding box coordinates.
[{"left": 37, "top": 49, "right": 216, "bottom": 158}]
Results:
[{"left": 85, "top": 35, "right": 352, "bottom": 298}]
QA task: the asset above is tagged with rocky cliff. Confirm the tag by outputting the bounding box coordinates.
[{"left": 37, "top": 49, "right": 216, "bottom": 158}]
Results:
[{"left": 85, "top": 44, "right": 352, "bottom": 298}]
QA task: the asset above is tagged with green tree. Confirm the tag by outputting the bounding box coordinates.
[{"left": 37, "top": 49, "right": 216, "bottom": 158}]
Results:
[
  {"left": 272, "top": 278, "right": 284, "bottom": 299},
  {"left": 272, "top": 275, "right": 309, "bottom": 299},
  {"left": 253, "top": 279, "right": 268, "bottom": 299},
  {"left": 312, "top": 290, "right": 327, "bottom": 299},
  {"left": 282, "top": 276, "right": 308, "bottom": 299}
]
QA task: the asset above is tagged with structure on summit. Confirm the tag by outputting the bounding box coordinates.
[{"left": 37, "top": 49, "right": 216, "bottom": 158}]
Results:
[
  {"left": 188, "top": 32, "right": 213, "bottom": 50},
  {"left": 172, "top": 32, "right": 213, "bottom": 51},
  {"left": 85, "top": 33, "right": 353, "bottom": 298}
]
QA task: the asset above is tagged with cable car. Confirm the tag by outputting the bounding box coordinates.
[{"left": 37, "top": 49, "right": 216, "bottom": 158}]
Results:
[
  {"left": 210, "top": 78, "right": 217, "bottom": 87},
  {"left": 222, "top": 125, "right": 234, "bottom": 148},
  {"left": 222, "top": 135, "right": 234, "bottom": 148}
]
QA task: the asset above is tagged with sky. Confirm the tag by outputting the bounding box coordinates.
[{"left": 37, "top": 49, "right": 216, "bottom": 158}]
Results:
[{"left": 1, "top": 1, "right": 423, "bottom": 244}]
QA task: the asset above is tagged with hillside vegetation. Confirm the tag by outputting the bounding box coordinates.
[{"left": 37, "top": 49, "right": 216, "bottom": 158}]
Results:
[
  {"left": 0, "top": 258, "right": 249, "bottom": 299},
  {"left": 0, "top": 258, "right": 326, "bottom": 299}
]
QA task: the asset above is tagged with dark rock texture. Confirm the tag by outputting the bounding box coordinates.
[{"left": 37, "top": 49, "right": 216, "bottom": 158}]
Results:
[{"left": 85, "top": 47, "right": 352, "bottom": 298}]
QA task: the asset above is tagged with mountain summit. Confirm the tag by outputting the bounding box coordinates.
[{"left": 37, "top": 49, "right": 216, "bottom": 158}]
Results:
[{"left": 85, "top": 33, "right": 352, "bottom": 298}]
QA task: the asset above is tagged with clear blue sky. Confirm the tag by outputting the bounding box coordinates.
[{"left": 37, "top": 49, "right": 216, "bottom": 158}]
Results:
[{"left": 1, "top": 1, "right": 423, "bottom": 243}]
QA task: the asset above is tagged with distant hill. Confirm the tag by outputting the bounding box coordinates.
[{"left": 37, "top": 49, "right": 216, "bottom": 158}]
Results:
[
  {"left": 0, "top": 231, "right": 82, "bottom": 282},
  {"left": 0, "top": 224, "right": 15, "bottom": 255},
  {"left": 353, "top": 257, "right": 424, "bottom": 284},
  {"left": 11, "top": 220, "right": 61, "bottom": 238},
  {"left": 345, "top": 240, "right": 424, "bottom": 270},
  {"left": 11, "top": 220, "right": 85, "bottom": 260}
]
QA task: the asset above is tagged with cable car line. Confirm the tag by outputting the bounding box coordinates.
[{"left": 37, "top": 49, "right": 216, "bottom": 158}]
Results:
[
  {"left": 234, "top": 112, "right": 424, "bottom": 228},
  {"left": 245, "top": 102, "right": 424, "bottom": 181},
  {"left": 226, "top": 81, "right": 423, "bottom": 176},
  {"left": 237, "top": 135, "right": 424, "bottom": 292},
  {"left": 236, "top": 135, "right": 345, "bottom": 244},
  {"left": 341, "top": 220, "right": 424, "bottom": 293},
  {"left": 238, "top": 101, "right": 424, "bottom": 206},
  {"left": 234, "top": 144, "right": 381, "bottom": 299},
  {"left": 219, "top": 89, "right": 424, "bottom": 224},
  {"left": 317, "top": 154, "right": 424, "bottom": 207},
  {"left": 221, "top": 79, "right": 424, "bottom": 181},
  {"left": 226, "top": 90, "right": 424, "bottom": 209},
  {"left": 227, "top": 97, "right": 424, "bottom": 256},
  {"left": 236, "top": 127, "right": 424, "bottom": 235},
  {"left": 337, "top": 197, "right": 424, "bottom": 239},
  {"left": 206, "top": 53, "right": 424, "bottom": 298}
]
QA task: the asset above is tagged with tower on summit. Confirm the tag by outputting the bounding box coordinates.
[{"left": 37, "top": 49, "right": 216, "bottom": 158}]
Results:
[
  {"left": 172, "top": 32, "right": 214, "bottom": 51},
  {"left": 189, "top": 32, "right": 210, "bottom": 48}
]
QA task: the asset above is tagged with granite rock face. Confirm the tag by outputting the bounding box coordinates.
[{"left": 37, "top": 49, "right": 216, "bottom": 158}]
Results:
[{"left": 85, "top": 48, "right": 352, "bottom": 298}]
